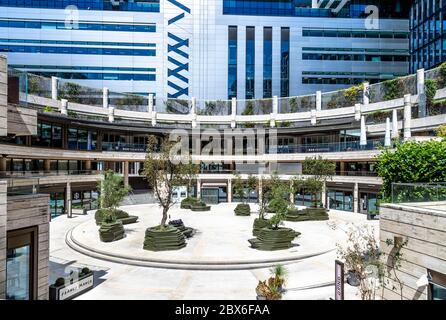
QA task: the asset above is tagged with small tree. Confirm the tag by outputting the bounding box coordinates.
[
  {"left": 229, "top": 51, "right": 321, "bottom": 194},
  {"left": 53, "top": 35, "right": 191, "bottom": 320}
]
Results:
[
  {"left": 267, "top": 177, "right": 291, "bottom": 229},
  {"left": 302, "top": 156, "right": 335, "bottom": 208},
  {"left": 143, "top": 135, "right": 188, "bottom": 228},
  {"left": 233, "top": 173, "right": 257, "bottom": 203},
  {"left": 183, "top": 159, "right": 200, "bottom": 197},
  {"left": 337, "top": 225, "right": 384, "bottom": 300},
  {"left": 98, "top": 170, "right": 131, "bottom": 216}
]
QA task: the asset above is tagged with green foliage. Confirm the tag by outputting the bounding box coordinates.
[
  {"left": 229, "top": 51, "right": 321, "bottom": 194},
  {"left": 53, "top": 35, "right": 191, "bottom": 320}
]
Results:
[
  {"left": 425, "top": 79, "right": 438, "bottom": 107},
  {"left": 54, "top": 277, "right": 65, "bottom": 287},
  {"left": 242, "top": 101, "right": 254, "bottom": 115},
  {"left": 375, "top": 140, "right": 446, "bottom": 198},
  {"left": 232, "top": 173, "right": 257, "bottom": 204},
  {"left": 42, "top": 105, "right": 56, "bottom": 113},
  {"left": 80, "top": 267, "right": 91, "bottom": 276},
  {"left": 302, "top": 156, "right": 336, "bottom": 181},
  {"left": 383, "top": 78, "right": 403, "bottom": 101},
  {"left": 234, "top": 203, "right": 251, "bottom": 216},
  {"left": 58, "top": 82, "right": 81, "bottom": 102},
  {"left": 440, "top": 62, "right": 446, "bottom": 85},
  {"left": 164, "top": 99, "right": 190, "bottom": 114},
  {"left": 98, "top": 170, "right": 131, "bottom": 211},
  {"left": 289, "top": 97, "right": 298, "bottom": 112},
  {"left": 436, "top": 124, "right": 446, "bottom": 138}
]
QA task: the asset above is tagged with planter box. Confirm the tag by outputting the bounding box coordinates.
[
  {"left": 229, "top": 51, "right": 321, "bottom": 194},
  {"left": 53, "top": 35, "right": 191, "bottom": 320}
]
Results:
[
  {"left": 190, "top": 204, "right": 211, "bottom": 212},
  {"left": 252, "top": 218, "right": 269, "bottom": 237},
  {"left": 143, "top": 226, "right": 187, "bottom": 251},
  {"left": 249, "top": 227, "right": 300, "bottom": 251},
  {"left": 99, "top": 221, "right": 125, "bottom": 242},
  {"left": 49, "top": 272, "right": 94, "bottom": 300},
  {"left": 285, "top": 208, "right": 329, "bottom": 222},
  {"left": 234, "top": 203, "right": 251, "bottom": 216}
]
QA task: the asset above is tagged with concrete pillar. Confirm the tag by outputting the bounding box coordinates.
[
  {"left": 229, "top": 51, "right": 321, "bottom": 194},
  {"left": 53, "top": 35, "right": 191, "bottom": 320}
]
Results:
[
  {"left": 227, "top": 178, "right": 232, "bottom": 203},
  {"left": 0, "top": 181, "right": 7, "bottom": 300},
  {"left": 103, "top": 87, "right": 109, "bottom": 108},
  {"left": 310, "top": 109, "right": 316, "bottom": 126},
  {"left": 417, "top": 69, "right": 426, "bottom": 118},
  {"left": 148, "top": 93, "right": 154, "bottom": 113},
  {"left": 258, "top": 178, "right": 263, "bottom": 205},
  {"left": 51, "top": 76, "right": 58, "bottom": 100},
  {"left": 85, "top": 160, "right": 92, "bottom": 172},
  {"left": 392, "top": 109, "right": 399, "bottom": 139},
  {"left": 321, "top": 182, "right": 327, "bottom": 208},
  {"left": 404, "top": 94, "right": 412, "bottom": 141},
  {"left": 196, "top": 179, "right": 201, "bottom": 200},
  {"left": 363, "top": 82, "right": 369, "bottom": 105},
  {"left": 231, "top": 97, "right": 237, "bottom": 129},
  {"left": 0, "top": 157, "right": 7, "bottom": 172},
  {"left": 316, "top": 91, "right": 322, "bottom": 111},
  {"left": 123, "top": 161, "right": 129, "bottom": 188},
  {"left": 270, "top": 96, "right": 278, "bottom": 128},
  {"left": 340, "top": 161, "right": 345, "bottom": 175},
  {"left": 353, "top": 183, "right": 359, "bottom": 213},
  {"left": 385, "top": 117, "right": 391, "bottom": 147},
  {"left": 354, "top": 103, "right": 361, "bottom": 121},
  {"left": 66, "top": 182, "right": 72, "bottom": 218},
  {"left": 417, "top": 68, "right": 425, "bottom": 95},
  {"left": 360, "top": 116, "right": 367, "bottom": 146},
  {"left": 191, "top": 97, "right": 197, "bottom": 128},
  {"left": 44, "top": 159, "right": 51, "bottom": 172},
  {"left": 108, "top": 106, "right": 114, "bottom": 123},
  {"left": 60, "top": 99, "right": 68, "bottom": 115}
]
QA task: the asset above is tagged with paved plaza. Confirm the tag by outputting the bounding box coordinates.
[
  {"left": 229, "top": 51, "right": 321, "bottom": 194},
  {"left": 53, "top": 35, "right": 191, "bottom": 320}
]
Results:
[{"left": 49, "top": 203, "right": 379, "bottom": 300}]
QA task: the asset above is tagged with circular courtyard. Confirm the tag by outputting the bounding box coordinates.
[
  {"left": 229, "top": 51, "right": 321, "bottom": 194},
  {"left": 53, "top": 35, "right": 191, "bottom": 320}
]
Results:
[{"left": 67, "top": 203, "right": 337, "bottom": 270}]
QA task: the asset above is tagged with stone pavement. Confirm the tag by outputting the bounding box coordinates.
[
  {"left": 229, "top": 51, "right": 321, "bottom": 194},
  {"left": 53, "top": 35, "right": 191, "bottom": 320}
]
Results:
[{"left": 49, "top": 204, "right": 378, "bottom": 300}]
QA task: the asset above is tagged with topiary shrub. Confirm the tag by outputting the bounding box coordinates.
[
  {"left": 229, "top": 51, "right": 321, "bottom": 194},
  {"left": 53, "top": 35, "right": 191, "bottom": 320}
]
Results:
[
  {"left": 285, "top": 207, "right": 329, "bottom": 222},
  {"left": 95, "top": 208, "right": 137, "bottom": 225},
  {"left": 249, "top": 227, "right": 300, "bottom": 251},
  {"left": 99, "top": 220, "right": 125, "bottom": 242},
  {"left": 234, "top": 203, "right": 251, "bottom": 216},
  {"left": 143, "top": 225, "right": 186, "bottom": 251},
  {"left": 54, "top": 277, "right": 65, "bottom": 288},
  {"left": 181, "top": 197, "right": 199, "bottom": 209},
  {"left": 253, "top": 218, "right": 270, "bottom": 237},
  {"left": 190, "top": 201, "right": 211, "bottom": 212}
]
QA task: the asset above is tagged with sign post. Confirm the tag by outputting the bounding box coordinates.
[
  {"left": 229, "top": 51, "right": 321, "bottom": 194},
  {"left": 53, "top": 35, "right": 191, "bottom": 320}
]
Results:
[{"left": 335, "top": 260, "right": 345, "bottom": 300}]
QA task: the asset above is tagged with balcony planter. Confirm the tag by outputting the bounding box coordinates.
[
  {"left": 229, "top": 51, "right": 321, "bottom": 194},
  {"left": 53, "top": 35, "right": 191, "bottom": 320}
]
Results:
[
  {"left": 234, "top": 203, "right": 251, "bottom": 216},
  {"left": 284, "top": 207, "right": 329, "bottom": 222},
  {"left": 99, "top": 220, "right": 125, "bottom": 242},
  {"left": 143, "top": 225, "right": 187, "bottom": 251},
  {"left": 168, "top": 219, "right": 195, "bottom": 238},
  {"left": 252, "top": 218, "right": 269, "bottom": 237},
  {"left": 190, "top": 202, "right": 211, "bottom": 212},
  {"left": 49, "top": 268, "right": 94, "bottom": 300},
  {"left": 248, "top": 227, "right": 300, "bottom": 251}
]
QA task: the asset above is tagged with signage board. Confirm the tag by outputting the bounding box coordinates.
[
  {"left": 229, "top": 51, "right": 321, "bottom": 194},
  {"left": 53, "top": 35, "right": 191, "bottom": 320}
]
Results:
[{"left": 335, "top": 260, "right": 345, "bottom": 300}]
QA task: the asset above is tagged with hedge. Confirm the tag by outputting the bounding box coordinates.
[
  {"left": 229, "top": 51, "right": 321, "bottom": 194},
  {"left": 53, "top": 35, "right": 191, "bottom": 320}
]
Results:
[
  {"left": 99, "top": 221, "right": 125, "bottom": 242},
  {"left": 143, "top": 226, "right": 187, "bottom": 251},
  {"left": 234, "top": 203, "right": 251, "bottom": 216}
]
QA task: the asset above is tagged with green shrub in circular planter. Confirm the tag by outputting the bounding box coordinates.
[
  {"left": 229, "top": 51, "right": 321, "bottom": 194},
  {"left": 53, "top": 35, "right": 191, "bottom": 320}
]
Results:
[
  {"left": 234, "top": 203, "right": 251, "bottom": 216},
  {"left": 99, "top": 220, "right": 125, "bottom": 242},
  {"left": 181, "top": 197, "right": 198, "bottom": 209},
  {"left": 248, "top": 227, "right": 300, "bottom": 251},
  {"left": 190, "top": 201, "right": 211, "bottom": 212},
  {"left": 252, "top": 218, "right": 270, "bottom": 237},
  {"left": 143, "top": 225, "right": 187, "bottom": 251},
  {"left": 95, "top": 208, "right": 138, "bottom": 225}
]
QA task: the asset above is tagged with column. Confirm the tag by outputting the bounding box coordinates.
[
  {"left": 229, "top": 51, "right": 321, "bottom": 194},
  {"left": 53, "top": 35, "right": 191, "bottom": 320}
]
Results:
[
  {"left": 316, "top": 91, "right": 322, "bottom": 111},
  {"left": 289, "top": 180, "right": 294, "bottom": 203},
  {"left": 0, "top": 181, "right": 6, "bottom": 299},
  {"left": 271, "top": 96, "right": 278, "bottom": 127},
  {"left": 227, "top": 178, "right": 232, "bottom": 203},
  {"left": 231, "top": 97, "right": 237, "bottom": 129},
  {"left": 404, "top": 94, "right": 412, "bottom": 141},
  {"left": 123, "top": 161, "right": 129, "bottom": 188},
  {"left": 258, "top": 177, "right": 263, "bottom": 205},
  {"left": 0, "top": 156, "right": 6, "bottom": 172},
  {"left": 353, "top": 183, "right": 359, "bottom": 214},
  {"left": 321, "top": 182, "right": 327, "bottom": 208},
  {"left": 85, "top": 160, "right": 92, "bottom": 172},
  {"left": 191, "top": 97, "right": 197, "bottom": 128},
  {"left": 103, "top": 87, "right": 109, "bottom": 108},
  {"left": 340, "top": 161, "right": 345, "bottom": 176},
  {"left": 196, "top": 179, "right": 201, "bottom": 200},
  {"left": 61, "top": 99, "right": 68, "bottom": 115},
  {"left": 392, "top": 109, "right": 399, "bottom": 139},
  {"left": 51, "top": 76, "right": 58, "bottom": 100},
  {"left": 384, "top": 117, "right": 391, "bottom": 147},
  {"left": 360, "top": 116, "right": 367, "bottom": 146},
  {"left": 363, "top": 82, "right": 369, "bottom": 105},
  {"left": 417, "top": 68, "right": 426, "bottom": 118},
  {"left": 44, "top": 159, "right": 51, "bottom": 172},
  {"left": 66, "top": 182, "right": 72, "bottom": 218}
]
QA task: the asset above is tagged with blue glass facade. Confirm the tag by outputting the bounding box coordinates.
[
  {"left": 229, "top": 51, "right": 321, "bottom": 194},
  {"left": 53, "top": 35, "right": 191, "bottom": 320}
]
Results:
[
  {"left": 223, "top": 0, "right": 409, "bottom": 18},
  {"left": 0, "top": 19, "right": 156, "bottom": 32},
  {"left": 410, "top": 0, "right": 446, "bottom": 72},
  {"left": 263, "top": 27, "right": 272, "bottom": 98},
  {"left": 280, "top": 27, "right": 289, "bottom": 97},
  {"left": 0, "top": 0, "right": 160, "bottom": 12},
  {"left": 30, "top": 71, "right": 155, "bottom": 81},
  {"left": 0, "top": 44, "right": 155, "bottom": 56},
  {"left": 1, "top": 38, "right": 155, "bottom": 47},
  {"left": 228, "top": 26, "right": 237, "bottom": 99},
  {"left": 245, "top": 26, "right": 255, "bottom": 99}
]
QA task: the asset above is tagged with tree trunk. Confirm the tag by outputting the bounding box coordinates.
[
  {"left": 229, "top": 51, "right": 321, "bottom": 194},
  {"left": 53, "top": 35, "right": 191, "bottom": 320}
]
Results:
[{"left": 161, "top": 206, "right": 168, "bottom": 227}]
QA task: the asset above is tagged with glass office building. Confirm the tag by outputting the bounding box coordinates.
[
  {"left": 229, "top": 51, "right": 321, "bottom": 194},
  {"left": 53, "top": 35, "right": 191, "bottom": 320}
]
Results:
[{"left": 410, "top": 0, "right": 446, "bottom": 72}]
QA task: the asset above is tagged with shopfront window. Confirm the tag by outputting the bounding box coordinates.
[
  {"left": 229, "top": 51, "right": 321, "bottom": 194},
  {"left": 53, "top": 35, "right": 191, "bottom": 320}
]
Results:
[{"left": 328, "top": 189, "right": 353, "bottom": 212}]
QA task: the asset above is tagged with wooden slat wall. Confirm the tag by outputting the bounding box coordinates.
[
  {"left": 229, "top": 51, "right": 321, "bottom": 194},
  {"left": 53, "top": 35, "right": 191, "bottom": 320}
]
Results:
[
  {"left": 0, "top": 55, "right": 7, "bottom": 137},
  {"left": 0, "top": 181, "right": 6, "bottom": 299},
  {"left": 7, "top": 194, "right": 50, "bottom": 300},
  {"left": 380, "top": 204, "right": 446, "bottom": 300}
]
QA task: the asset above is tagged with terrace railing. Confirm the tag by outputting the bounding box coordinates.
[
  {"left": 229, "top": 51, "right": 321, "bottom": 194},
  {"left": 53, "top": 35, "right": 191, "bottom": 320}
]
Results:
[{"left": 391, "top": 183, "right": 446, "bottom": 210}]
